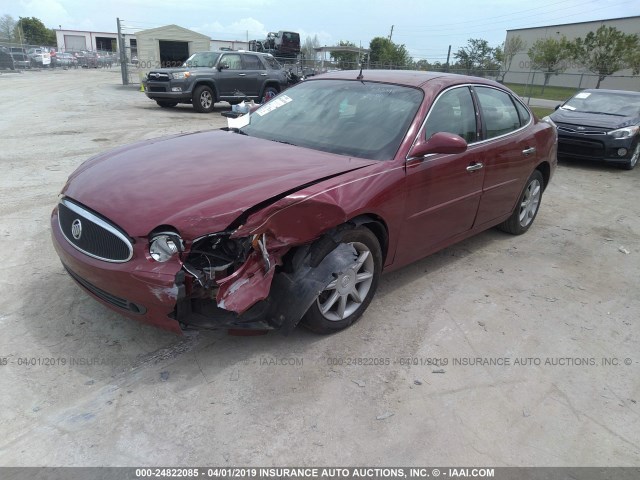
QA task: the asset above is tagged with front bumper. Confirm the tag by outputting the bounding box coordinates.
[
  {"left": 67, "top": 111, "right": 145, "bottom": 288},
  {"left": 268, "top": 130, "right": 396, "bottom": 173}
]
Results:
[
  {"left": 51, "top": 207, "right": 184, "bottom": 333},
  {"left": 144, "top": 80, "right": 192, "bottom": 101},
  {"left": 557, "top": 133, "right": 636, "bottom": 163}
]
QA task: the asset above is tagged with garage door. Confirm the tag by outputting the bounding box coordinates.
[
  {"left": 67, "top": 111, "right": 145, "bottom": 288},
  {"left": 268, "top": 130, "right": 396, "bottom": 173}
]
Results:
[
  {"left": 64, "top": 35, "right": 87, "bottom": 52},
  {"left": 159, "top": 41, "right": 189, "bottom": 68}
]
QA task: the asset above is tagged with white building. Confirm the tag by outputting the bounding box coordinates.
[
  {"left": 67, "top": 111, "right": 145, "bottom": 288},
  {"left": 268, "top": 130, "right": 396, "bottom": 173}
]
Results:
[
  {"left": 504, "top": 16, "right": 640, "bottom": 91},
  {"left": 55, "top": 29, "right": 136, "bottom": 53}
]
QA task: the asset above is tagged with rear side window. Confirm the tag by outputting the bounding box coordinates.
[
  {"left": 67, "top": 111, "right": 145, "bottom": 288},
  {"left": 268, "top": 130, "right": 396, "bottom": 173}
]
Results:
[
  {"left": 243, "top": 54, "right": 265, "bottom": 70},
  {"left": 475, "top": 87, "right": 522, "bottom": 139},
  {"left": 514, "top": 99, "right": 531, "bottom": 125},
  {"left": 264, "top": 56, "right": 281, "bottom": 70}
]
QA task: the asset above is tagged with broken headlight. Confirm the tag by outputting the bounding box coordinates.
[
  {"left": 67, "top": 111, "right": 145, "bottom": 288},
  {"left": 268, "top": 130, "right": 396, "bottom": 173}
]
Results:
[
  {"left": 184, "top": 233, "right": 252, "bottom": 286},
  {"left": 149, "top": 232, "right": 184, "bottom": 262}
]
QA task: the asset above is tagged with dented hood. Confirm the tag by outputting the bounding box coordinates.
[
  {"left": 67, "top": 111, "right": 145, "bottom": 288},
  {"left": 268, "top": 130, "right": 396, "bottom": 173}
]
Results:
[{"left": 62, "top": 130, "right": 376, "bottom": 237}]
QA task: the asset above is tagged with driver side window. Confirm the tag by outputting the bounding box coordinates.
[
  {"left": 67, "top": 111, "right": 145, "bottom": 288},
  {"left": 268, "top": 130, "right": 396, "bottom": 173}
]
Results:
[
  {"left": 220, "top": 54, "right": 242, "bottom": 70},
  {"left": 424, "top": 87, "right": 477, "bottom": 143}
]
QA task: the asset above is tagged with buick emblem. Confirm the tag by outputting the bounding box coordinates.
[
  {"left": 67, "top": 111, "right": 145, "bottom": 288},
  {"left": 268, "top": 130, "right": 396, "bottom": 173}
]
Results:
[{"left": 71, "top": 219, "right": 82, "bottom": 240}]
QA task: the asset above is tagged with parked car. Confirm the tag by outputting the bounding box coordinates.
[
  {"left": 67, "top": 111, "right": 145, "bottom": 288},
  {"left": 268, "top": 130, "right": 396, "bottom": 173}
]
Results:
[
  {"left": 97, "top": 53, "right": 114, "bottom": 67},
  {"left": 27, "top": 48, "right": 51, "bottom": 67},
  {"left": 10, "top": 52, "right": 30, "bottom": 69},
  {"left": 78, "top": 51, "right": 98, "bottom": 68},
  {"left": 51, "top": 70, "right": 557, "bottom": 335},
  {"left": 550, "top": 89, "right": 640, "bottom": 170},
  {"left": 0, "top": 48, "right": 15, "bottom": 70},
  {"left": 143, "top": 50, "right": 289, "bottom": 112},
  {"left": 56, "top": 52, "right": 77, "bottom": 68}
]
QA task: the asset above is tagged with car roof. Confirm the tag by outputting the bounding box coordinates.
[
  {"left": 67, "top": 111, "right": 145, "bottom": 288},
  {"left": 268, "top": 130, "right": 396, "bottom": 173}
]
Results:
[{"left": 311, "top": 69, "right": 506, "bottom": 89}]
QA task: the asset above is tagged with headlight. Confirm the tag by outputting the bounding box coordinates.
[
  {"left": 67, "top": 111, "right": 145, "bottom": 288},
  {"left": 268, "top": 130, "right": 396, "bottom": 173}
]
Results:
[
  {"left": 541, "top": 116, "right": 556, "bottom": 128},
  {"left": 171, "top": 71, "right": 190, "bottom": 79},
  {"left": 149, "top": 233, "right": 183, "bottom": 262},
  {"left": 608, "top": 126, "right": 639, "bottom": 139}
]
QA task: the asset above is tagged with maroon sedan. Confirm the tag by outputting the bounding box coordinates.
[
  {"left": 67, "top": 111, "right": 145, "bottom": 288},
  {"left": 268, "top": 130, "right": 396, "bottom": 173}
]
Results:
[{"left": 51, "top": 71, "right": 557, "bottom": 335}]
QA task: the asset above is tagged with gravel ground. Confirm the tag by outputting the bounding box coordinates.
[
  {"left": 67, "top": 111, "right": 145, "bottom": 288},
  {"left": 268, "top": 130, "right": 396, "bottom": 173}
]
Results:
[{"left": 0, "top": 68, "right": 638, "bottom": 467}]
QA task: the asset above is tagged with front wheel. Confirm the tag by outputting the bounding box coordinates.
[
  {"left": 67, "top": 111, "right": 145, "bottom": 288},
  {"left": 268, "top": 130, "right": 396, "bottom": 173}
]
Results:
[
  {"left": 620, "top": 140, "right": 639, "bottom": 170},
  {"left": 301, "top": 227, "right": 382, "bottom": 334},
  {"left": 192, "top": 85, "right": 215, "bottom": 113},
  {"left": 498, "top": 170, "right": 544, "bottom": 235}
]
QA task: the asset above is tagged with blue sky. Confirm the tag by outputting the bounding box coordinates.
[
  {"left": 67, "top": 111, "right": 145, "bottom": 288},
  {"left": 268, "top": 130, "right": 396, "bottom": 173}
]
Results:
[{"left": 3, "top": 0, "right": 639, "bottom": 61}]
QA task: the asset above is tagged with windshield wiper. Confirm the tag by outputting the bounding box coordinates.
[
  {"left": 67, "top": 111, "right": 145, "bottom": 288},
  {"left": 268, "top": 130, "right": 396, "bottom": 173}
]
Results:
[{"left": 229, "top": 128, "right": 248, "bottom": 135}]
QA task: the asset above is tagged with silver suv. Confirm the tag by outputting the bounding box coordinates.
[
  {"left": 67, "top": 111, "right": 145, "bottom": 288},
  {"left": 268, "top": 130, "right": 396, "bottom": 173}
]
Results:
[{"left": 144, "top": 50, "right": 288, "bottom": 113}]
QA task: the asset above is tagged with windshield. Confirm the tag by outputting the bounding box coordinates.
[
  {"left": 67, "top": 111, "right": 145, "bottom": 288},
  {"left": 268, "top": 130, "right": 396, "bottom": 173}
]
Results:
[
  {"left": 242, "top": 80, "right": 423, "bottom": 160},
  {"left": 184, "top": 52, "right": 220, "bottom": 68},
  {"left": 562, "top": 91, "right": 640, "bottom": 116}
]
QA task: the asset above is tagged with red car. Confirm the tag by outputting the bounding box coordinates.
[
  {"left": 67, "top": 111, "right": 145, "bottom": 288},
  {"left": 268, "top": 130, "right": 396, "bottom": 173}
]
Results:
[{"left": 51, "top": 71, "right": 557, "bottom": 335}]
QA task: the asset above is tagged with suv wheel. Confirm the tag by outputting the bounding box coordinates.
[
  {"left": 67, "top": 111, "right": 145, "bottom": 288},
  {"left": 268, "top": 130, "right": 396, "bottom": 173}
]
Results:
[
  {"left": 192, "top": 85, "right": 215, "bottom": 113},
  {"left": 261, "top": 86, "right": 278, "bottom": 104}
]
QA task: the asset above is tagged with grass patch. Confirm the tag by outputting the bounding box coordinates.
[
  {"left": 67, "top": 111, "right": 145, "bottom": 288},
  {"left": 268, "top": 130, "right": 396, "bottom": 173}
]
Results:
[
  {"left": 530, "top": 107, "right": 554, "bottom": 119},
  {"left": 505, "top": 83, "right": 578, "bottom": 102}
]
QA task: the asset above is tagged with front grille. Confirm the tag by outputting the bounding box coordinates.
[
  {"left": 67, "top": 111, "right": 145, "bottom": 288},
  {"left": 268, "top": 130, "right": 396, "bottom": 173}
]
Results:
[
  {"left": 149, "top": 86, "right": 166, "bottom": 92},
  {"left": 558, "top": 136, "right": 605, "bottom": 158},
  {"left": 58, "top": 198, "right": 133, "bottom": 263},
  {"left": 64, "top": 266, "right": 146, "bottom": 314},
  {"left": 147, "top": 72, "right": 170, "bottom": 81}
]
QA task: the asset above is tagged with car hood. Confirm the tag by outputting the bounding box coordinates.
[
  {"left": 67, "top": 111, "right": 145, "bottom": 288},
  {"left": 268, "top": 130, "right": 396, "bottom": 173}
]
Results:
[
  {"left": 62, "top": 130, "right": 376, "bottom": 238},
  {"left": 550, "top": 108, "right": 639, "bottom": 130}
]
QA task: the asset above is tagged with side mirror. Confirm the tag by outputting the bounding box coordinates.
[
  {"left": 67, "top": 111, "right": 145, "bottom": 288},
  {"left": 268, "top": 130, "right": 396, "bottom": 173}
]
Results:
[
  {"left": 218, "top": 63, "right": 229, "bottom": 71},
  {"left": 555, "top": 104, "right": 561, "bottom": 110},
  {"left": 408, "top": 132, "right": 468, "bottom": 158}
]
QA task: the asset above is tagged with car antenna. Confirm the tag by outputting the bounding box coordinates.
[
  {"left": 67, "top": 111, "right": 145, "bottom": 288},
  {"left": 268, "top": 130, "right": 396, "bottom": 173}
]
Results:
[{"left": 356, "top": 63, "right": 364, "bottom": 81}]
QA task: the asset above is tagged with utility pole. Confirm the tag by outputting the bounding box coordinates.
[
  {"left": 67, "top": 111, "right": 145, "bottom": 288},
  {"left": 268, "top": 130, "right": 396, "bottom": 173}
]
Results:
[
  {"left": 388, "top": 25, "right": 394, "bottom": 41},
  {"left": 445, "top": 45, "right": 451, "bottom": 72},
  {"left": 117, "top": 17, "right": 128, "bottom": 85}
]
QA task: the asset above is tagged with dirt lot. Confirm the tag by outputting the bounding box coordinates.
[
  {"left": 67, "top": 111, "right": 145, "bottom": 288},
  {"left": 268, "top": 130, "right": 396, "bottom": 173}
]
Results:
[{"left": 0, "top": 68, "right": 638, "bottom": 467}]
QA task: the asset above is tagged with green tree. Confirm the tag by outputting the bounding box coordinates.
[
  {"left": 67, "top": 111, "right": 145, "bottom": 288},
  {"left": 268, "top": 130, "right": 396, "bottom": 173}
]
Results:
[
  {"left": 527, "top": 37, "right": 572, "bottom": 93},
  {"left": 330, "top": 40, "right": 359, "bottom": 70},
  {"left": 0, "top": 14, "right": 16, "bottom": 42},
  {"left": 453, "top": 38, "right": 497, "bottom": 74},
  {"left": 368, "top": 36, "right": 411, "bottom": 68},
  {"left": 626, "top": 48, "right": 640, "bottom": 75},
  {"left": 413, "top": 59, "right": 430, "bottom": 71},
  {"left": 572, "top": 25, "right": 639, "bottom": 88},
  {"left": 15, "top": 17, "right": 56, "bottom": 46},
  {"left": 500, "top": 35, "right": 526, "bottom": 81}
]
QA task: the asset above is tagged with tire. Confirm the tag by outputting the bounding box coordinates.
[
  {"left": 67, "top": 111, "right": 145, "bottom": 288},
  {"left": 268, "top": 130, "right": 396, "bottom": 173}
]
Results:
[
  {"left": 260, "top": 86, "right": 278, "bottom": 104},
  {"left": 620, "top": 139, "right": 639, "bottom": 170},
  {"left": 498, "top": 170, "right": 544, "bottom": 235},
  {"left": 156, "top": 101, "right": 178, "bottom": 108},
  {"left": 192, "top": 85, "right": 215, "bottom": 113},
  {"left": 301, "top": 227, "right": 382, "bottom": 334}
]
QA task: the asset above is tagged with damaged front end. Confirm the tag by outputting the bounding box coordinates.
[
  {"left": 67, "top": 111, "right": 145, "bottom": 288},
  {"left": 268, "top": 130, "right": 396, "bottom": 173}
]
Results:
[{"left": 174, "top": 229, "right": 358, "bottom": 333}]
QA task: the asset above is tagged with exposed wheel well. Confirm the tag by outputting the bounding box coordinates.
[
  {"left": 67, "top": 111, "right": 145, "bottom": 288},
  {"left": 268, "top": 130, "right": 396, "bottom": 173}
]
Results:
[
  {"left": 193, "top": 81, "right": 218, "bottom": 101},
  {"left": 536, "top": 162, "right": 551, "bottom": 191},
  {"left": 350, "top": 215, "right": 389, "bottom": 264}
]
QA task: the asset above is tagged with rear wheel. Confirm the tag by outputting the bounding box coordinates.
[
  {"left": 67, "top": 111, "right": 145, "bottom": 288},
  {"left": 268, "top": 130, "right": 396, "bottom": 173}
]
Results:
[
  {"left": 261, "top": 86, "right": 278, "bottom": 104},
  {"left": 498, "top": 170, "right": 544, "bottom": 235},
  {"left": 301, "top": 227, "right": 382, "bottom": 334},
  {"left": 156, "top": 100, "right": 178, "bottom": 108},
  {"left": 192, "top": 85, "right": 215, "bottom": 113}
]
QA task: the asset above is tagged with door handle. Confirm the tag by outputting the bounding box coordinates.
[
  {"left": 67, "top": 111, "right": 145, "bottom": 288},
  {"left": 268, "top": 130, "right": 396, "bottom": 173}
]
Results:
[
  {"left": 238, "top": 73, "right": 246, "bottom": 76},
  {"left": 260, "top": 73, "right": 268, "bottom": 76},
  {"left": 466, "top": 162, "right": 484, "bottom": 172},
  {"left": 522, "top": 147, "right": 536, "bottom": 156}
]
